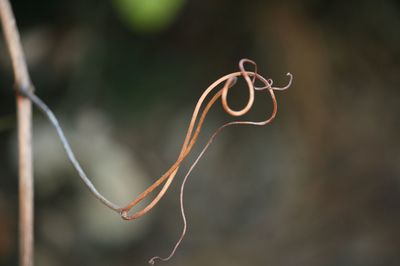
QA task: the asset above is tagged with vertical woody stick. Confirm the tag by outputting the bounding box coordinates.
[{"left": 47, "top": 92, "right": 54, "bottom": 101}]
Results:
[{"left": 0, "top": 1, "right": 34, "bottom": 265}]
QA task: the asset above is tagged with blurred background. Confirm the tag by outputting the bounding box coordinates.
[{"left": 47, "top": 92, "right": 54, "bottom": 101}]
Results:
[{"left": 1, "top": 0, "right": 400, "bottom": 265}]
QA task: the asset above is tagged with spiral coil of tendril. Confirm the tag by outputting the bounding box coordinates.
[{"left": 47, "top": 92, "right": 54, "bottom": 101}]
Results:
[
  {"left": 144, "top": 59, "right": 292, "bottom": 265},
  {"left": 21, "top": 57, "right": 292, "bottom": 265},
  {"left": 121, "top": 59, "right": 292, "bottom": 222}
]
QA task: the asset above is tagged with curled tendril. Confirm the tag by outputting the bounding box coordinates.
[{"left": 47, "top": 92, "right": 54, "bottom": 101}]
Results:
[
  {"left": 120, "top": 59, "right": 292, "bottom": 264},
  {"left": 121, "top": 59, "right": 292, "bottom": 222},
  {"left": 21, "top": 57, "right": 292, "bottom": 265}
]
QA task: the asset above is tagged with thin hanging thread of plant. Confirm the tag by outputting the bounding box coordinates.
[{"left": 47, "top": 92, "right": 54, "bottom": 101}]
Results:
[
  {"left": 147, "top": 59, "right": 292, "bottom": 264},
  {"left": 18, "top": 58, "right": 292, "bottom": 264}
]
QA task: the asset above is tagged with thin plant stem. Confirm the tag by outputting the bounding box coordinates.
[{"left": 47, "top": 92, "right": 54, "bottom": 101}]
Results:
[
  {"left": 20, "top": 89, "right": 122, "bottom": 212},
  {"left": 0, "top": 1, "right": 34, "bottom": 266}
]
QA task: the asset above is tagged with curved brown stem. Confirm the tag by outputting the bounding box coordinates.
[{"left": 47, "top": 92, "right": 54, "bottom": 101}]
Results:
[
  {"left": 149, "top": 63, "right": 292, "bottom": 264},
  {"left": 121, "top": 61, "right": 292, "bottom": 221}
]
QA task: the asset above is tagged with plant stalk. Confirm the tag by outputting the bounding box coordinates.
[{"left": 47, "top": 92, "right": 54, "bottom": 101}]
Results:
[{"left": 0, "top": 1, "right": 34, "bottom": 266}]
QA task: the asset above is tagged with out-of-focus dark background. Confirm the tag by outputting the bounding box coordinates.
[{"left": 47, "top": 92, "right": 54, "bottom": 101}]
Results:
[{"left": 1, "top": 0, "right": 400, "bottom": 265}]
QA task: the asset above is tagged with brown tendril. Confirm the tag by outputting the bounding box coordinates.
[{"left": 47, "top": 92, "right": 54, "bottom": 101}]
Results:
[
  {"left": 148, "top": 59, "right": 292, "bottom": 264},
  {"left": 20, "top": 56, "right": 291, "bottom": 264},
  {"left": 118, "top": 59, "right": 292, "bottom": 264},
  {"left": 121, "top": 59, "right": 292, "bottom": 221}
]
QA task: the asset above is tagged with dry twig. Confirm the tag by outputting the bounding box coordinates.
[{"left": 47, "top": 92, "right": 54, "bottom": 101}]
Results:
[{"left": 0, "top": 1, "right": 34, "bottom": 265}]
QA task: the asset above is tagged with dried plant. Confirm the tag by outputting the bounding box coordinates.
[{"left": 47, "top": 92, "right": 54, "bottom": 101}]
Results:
[
  {"left": 146, "top": 59, "right": 292, "bottom": 264},
  {"left": 1, "top": 0, "right": 292, "bottom": 263},
  {"left": 22, "top": 59, "right": 292, "bottom": 263}
]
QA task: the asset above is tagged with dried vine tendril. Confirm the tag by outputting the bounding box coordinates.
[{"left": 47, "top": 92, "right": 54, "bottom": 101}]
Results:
[
  {"left": 121, "top": 59, "right": 292, "bottom": 222},
  {"left": 18, "top": 58, "right": 292, "bottom": 264},
  {"left": 147, "top": 59, "right": 292, "bottom": 264}
]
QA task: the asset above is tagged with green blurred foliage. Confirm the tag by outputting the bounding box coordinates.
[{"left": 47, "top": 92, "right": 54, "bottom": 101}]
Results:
[{"left": 113, "top": 0, "right": 185, "bottom": 33}]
